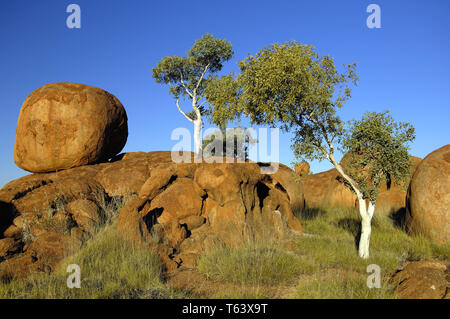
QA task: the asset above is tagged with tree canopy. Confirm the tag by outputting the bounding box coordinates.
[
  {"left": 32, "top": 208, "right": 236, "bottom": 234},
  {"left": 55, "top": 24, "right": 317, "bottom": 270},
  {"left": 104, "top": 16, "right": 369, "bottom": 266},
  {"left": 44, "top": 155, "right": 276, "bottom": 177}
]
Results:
[
  {"left": 152, "top": 33, "right": 233, "bottom": 121},
  {"left": 341, "top": 111, "right": 415, "bottom": 203},
  {"left": 237, "top": 41, "right": 358, "bottom": 161}
]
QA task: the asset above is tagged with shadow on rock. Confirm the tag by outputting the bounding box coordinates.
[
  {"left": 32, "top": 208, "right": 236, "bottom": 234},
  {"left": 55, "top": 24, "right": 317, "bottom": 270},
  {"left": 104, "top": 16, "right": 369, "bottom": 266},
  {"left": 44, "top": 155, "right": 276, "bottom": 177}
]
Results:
[{"left": 0, "top": 201, "right": 17, "bottom": 237}]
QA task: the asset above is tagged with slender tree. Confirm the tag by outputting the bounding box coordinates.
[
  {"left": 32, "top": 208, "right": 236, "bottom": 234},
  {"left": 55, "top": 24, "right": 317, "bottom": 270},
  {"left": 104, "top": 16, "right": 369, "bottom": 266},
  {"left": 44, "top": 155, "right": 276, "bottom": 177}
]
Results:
[
  {"left": 234, "top": 41, "right": 415, "bottom": 258},
  {"left": 341, "top": 111, "right": 415, "bottom": 258},
  {"left": 152, "top": 34, "right": 233, "bottom": 155}
]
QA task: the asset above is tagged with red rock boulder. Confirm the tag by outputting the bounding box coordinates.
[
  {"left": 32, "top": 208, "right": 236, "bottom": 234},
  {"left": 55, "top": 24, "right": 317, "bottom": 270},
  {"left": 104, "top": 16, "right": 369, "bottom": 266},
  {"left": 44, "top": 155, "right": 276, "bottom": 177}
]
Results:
[
  {"left": 390, "top": 260, "right": 449, "bottom": 299},
  {"left": 14, "top": 82, "right": 128, "bottom": 173},
  {"left": 294, "top": 161, "right": 310, "bottom": 176},
  {"left": 406, "top": 145, "right": 450, "bottom": 243}
]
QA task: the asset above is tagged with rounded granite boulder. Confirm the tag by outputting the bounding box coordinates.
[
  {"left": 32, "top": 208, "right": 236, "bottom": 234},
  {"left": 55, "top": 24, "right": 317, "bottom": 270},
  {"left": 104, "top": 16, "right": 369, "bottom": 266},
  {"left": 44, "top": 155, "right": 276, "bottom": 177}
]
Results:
[
  {"left": 14, "top": 82, "right": 128, "bottom": 172},
  {"left": 406, "top": 145, "right": 450, "bottom": 244}
]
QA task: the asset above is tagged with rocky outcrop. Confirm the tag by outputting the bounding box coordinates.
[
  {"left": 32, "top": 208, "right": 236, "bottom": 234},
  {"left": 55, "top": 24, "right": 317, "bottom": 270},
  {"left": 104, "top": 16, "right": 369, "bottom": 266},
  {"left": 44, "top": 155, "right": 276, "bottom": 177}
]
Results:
[
  {"left": 390, "top": 260, "right": 449, "bottom": 299},
  {"left": 273, "top": 164, "right": 305, "bottom": 215},
  {"left": 14, "top": 82, "right": 128, "bottom": 173},
  {"left": 0, "top": 152, "right": 304, "bottom": 278},
  {"left": 406, "top": 145, "right": 450, "bottom": 243},
  {"left": 0, "top": 152, "right": 168, "bottom": 279},
  {"left": 117, "top": 159, "right": 304, "bottom": 271}
]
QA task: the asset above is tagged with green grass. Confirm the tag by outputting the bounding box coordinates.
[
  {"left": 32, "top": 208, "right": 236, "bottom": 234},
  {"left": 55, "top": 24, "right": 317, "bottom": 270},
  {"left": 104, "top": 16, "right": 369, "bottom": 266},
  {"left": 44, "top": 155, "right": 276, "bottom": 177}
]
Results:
[
  {"left": 197, "top": 206, "right": 448, "bottom": 298},
  {"left": 197, "top": 241, "right": 303, "bottom": 286},
  {"left": 289, "top": 206, "right": 449, "bottom": 298},
  {"left": 297, "top": 206, "right": 449, "bottom": 268},
  {"left": 293, "top": 272, "right": 396, "bottom": 299},
  {"left": 0, "top": 223, "right": 185, "bottom": 299},
  {"left": 1, "top": 200, "right": 448, "bottom": 299}
]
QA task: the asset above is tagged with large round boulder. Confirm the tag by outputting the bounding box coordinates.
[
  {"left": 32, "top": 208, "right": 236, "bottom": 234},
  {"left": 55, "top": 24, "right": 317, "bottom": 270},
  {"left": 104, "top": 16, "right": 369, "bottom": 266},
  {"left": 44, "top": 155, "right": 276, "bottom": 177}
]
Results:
[
  {"left": 406, "top": 145, "right": 450, "bottom": 243},
  {"left": 14, "top": 82, "right": 128, "bottom": 172}
]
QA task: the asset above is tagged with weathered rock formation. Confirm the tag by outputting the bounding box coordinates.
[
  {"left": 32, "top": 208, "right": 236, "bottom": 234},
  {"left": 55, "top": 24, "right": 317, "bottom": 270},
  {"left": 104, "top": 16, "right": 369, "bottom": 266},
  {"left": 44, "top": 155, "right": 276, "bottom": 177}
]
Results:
[
  {"left": 117, "top": 158, "right": 304, "bottom": 271},
  {"left": 390, "top": 260, "right": 449, "bottom": 299},
  {"left": 294, "top": 161, "right": 310, "bottom": 177},
  {"left": 14, "top": 82, "right": 128, "bottom": 173},
  {"left": 0, "top": 152, "right": 304, "bottom": 278},
  {"left": 406, "top": 145, "right": 450, "bottom": 244},
  {"left": 302, "top": 168, "right": 356, "bottom": 209}
]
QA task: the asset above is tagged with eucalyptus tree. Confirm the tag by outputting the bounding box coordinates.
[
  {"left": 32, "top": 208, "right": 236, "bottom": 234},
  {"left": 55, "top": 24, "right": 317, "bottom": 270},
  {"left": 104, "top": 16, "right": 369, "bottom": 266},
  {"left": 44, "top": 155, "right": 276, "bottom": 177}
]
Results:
[
  {"left": 152, "top": 34, "right": 233, "bottom": 155},
  {"left": 202, "top": 126, "right": 257, "bottom": 160},
  {"left": 341, "top": 111, "right": 415, "bottom": 258},
  {"left": 235, "top": 41, "right": 415, "bottom": 258}
]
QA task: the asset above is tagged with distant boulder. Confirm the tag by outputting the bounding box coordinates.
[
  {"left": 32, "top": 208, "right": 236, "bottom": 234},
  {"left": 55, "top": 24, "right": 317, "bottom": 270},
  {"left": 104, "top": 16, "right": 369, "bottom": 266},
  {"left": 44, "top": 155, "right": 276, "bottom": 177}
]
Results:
[
  {"left": 294, "top": 161, "right": 310, "bottom": 176},
  {"left": 14, "top": 82, "right": 128, "bottom": 173},
  {"left": 303, "top": 168, "right": 356, "bottom": 209},
  {"left": 406, "top": 145, "right": 450, "bottom": 244}
]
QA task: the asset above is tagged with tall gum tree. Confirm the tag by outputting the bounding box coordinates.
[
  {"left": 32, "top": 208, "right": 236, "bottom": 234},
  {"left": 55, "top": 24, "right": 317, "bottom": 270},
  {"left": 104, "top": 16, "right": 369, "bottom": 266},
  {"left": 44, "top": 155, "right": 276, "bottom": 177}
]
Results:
[
  {"left": 152, "top": 34, "right": 233, "bottom": 156},
  {"left": 235, "top": 41, "right": 415, "bottom": 258}
]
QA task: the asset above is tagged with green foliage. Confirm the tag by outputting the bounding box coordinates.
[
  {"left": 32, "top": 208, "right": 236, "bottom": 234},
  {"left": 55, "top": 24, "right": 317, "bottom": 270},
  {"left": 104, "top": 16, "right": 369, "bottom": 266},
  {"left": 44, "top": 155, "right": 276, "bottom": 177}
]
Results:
[
  {"left": 342, "top": 111, "right": 416, "bottom": 201},
  {"left": 202, "top": 126, "right": 257, "bottom": 159},
  {"left": 152, "top": 33, "right": 233, "bottom": 121},
  {"left": 204, "top": 73, "right": 241, "bottom": 128},
  {"left": 236, "top": 41, "right": 358, "bottom": 161}
]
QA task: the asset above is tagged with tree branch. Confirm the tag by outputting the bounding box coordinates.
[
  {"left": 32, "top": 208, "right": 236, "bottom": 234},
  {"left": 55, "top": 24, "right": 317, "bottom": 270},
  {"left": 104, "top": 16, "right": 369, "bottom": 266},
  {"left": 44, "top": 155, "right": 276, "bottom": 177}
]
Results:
[
  {"left": 176, "top": 98, "right": 194, "bottom": 123},
  {"left": 179, "top": 71, "right": 194, "bottom": 98},
  {"left": 194, "top": 63, "right": 210, "bottom": 94},
  {"left": 198, "top": 99, "right": 208, "bottom": 108},
  {"left": 306, "top": 109, "right": 363, "bottom": 199},
  {"left": 328, "top": 152, "right": 363, "bottom": 199}
]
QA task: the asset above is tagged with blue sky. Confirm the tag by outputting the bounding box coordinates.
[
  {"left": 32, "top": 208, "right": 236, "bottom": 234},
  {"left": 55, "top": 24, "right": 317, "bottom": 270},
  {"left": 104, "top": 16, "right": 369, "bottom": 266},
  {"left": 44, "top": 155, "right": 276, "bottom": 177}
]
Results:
[{"left": 0, "top": 0, "right": 449, "bottom": 187}]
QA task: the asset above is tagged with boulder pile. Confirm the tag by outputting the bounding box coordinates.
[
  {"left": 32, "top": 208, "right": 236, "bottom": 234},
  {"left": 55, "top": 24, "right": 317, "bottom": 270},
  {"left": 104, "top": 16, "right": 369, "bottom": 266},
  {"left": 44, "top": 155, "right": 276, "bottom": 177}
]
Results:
[{"left": 0, "top": 82, "right": 305, "bottom": 279}]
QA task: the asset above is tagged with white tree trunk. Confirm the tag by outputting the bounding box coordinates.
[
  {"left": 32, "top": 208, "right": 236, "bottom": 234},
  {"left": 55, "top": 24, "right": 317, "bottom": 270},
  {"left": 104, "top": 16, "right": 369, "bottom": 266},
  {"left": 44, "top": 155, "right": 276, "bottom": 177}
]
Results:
[
  {"left": 328, "top": 152, "right": 376, "bottom": 259},
  {"left": 193, "top": 118, "right": 202, "bottom": 157},
  {"left": 358, "top": 198, "right": 375, "bottom": 259}
]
